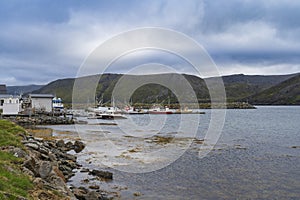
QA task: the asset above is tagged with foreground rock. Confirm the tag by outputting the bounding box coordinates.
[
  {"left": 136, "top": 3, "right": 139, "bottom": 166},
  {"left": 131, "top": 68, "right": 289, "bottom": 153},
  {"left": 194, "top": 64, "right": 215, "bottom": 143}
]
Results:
[
  {"left": 0, "top": 116, "right": 120, "bottom": 200},
  {"left": 13, "top": 133, "right": 117, "bottom": 199},
  {"left": 13, "top": 135, "right": 85, "bottom": 199},
  {"left": 89, "top": 169, "right": 113, "bottom": 180}
]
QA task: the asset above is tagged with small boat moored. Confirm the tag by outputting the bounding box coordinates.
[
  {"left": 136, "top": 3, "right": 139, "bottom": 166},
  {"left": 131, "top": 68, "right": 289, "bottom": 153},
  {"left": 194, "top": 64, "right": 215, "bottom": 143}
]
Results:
[
  {"left": 123, "top": 106, "right": 146, "bottom": 115},
  {"left": 148, "top": 105, "right": 174, "bottom": 114}
]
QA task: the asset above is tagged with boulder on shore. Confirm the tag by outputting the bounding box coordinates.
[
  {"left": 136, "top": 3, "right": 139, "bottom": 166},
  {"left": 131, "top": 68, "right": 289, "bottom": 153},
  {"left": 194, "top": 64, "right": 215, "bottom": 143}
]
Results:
[{"left": 89, "top": 169, "right": 113, "bottom": 180}]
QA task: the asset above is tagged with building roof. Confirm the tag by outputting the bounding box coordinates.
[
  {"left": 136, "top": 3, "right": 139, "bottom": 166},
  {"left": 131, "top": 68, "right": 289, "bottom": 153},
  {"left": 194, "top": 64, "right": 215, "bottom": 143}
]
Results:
[
  {"left": 0, "top": 94, "right": 12, "bottom": 98},
  {"left": 0, "top": 85, "right": 7, "bottom": 94},
  {"left": 29, "top": 94, "right": 54, "bottom": 98},
  {"left": 0, "top": 94, "right": 21, "bottom": 99}
]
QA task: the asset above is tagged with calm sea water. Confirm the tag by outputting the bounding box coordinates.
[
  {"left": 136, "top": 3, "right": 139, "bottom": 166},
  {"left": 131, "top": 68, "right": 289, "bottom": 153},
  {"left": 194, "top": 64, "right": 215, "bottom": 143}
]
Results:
[{"left": 49, "top": 106, "right": 300, "bottom": 199}]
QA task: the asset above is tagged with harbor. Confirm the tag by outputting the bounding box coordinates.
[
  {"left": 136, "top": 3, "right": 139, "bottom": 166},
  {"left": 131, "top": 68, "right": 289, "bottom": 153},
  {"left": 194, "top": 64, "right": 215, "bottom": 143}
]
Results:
[{"left": 24, "top": 106, "right": 300, "bottom": 199}]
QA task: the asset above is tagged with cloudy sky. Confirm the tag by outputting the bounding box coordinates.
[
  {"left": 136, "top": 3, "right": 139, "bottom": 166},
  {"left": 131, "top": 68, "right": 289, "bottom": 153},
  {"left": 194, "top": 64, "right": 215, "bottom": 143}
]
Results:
[{"left": 1, "top": 0, "right": 300, "bottom": 85}]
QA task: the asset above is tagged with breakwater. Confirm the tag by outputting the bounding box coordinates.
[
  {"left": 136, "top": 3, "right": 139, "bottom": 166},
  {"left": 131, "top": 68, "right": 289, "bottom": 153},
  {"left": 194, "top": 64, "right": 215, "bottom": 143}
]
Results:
[{"left": 2, "top": 115, "right": 74, "bottom": 126}]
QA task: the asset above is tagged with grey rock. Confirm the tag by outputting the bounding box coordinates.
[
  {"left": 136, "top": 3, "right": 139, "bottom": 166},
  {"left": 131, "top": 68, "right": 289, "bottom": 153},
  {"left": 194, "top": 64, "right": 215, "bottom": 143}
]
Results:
[
  {"left": 56, "top": 139, "right": 65, "bottom": 148},
  {"left": 38, "top": 147, "right": 49, "bottom": 155},
  {"left": 48, "top": 153, "right": 57, "bottom": 162},
  {"left": 89, "top": 185, "right": 100, "bottom": 190},
  {"left": 64, "top": 153, "right": 77, "bottom": 162},
  {"left": 46, "top": 141, "right": 56, "bottom": 148},
  {"left": 85, "top": 191, "right": 101, "bottom": 200},
  {"left": 74, "top": 140, "right": 85, "bottom": 153},
  {"left": 48, "top": 174, "right": 66, "bottom": 190},
  {"left": 21, "top": 166, "right": 35, "bottom": 177},
  {"left": 25, "top": 142, "right": 39, "bottom": 150},
  {"left": 73, "top": 188, "right": 88, "bottom": 200},
  {"left": 65, "top": 141, "right": 73, "bottom": 150},
  {"left": 59, "top": 162, "right": 72, "bottom": 171},
  {"left": 54, "top": 149, "right": 77, "bottom": 162},
  {"left": 34, "top": 137, "right": 44, "bottom": 142},
  {"left": 80, "top": 168, "right": 90, "bottom": 173},
  {"left": 33, "top": 177, "right": 44, "bottom": 188},
  {"left": 40, "top": 153, "right": 50, "bottom": 161},
  {"left": 89, "top": 169, "right": 113, "bottom": 180},
  {"left": 39, "top": 161, "right": 53, "bottom": 179},
  {"left": 8, "top": 147, "right": 27, "bottom": 158},
  {"left": 23, "top": 157, "right": 38, "bottom": 176}
]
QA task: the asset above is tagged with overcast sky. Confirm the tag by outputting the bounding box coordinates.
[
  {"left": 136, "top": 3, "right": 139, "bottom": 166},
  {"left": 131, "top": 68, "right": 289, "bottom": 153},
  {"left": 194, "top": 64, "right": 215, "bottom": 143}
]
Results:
[{"left": 1, "top": 0, "right": 300, "bottom": 85}]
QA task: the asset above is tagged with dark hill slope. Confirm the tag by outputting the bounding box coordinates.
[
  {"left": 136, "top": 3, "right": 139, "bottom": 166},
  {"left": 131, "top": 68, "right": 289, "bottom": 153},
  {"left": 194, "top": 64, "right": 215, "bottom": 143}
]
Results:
[
  {"left": 31, "top": 73, "right": 300, "bottom": 104},
  {"left": 205, "top": 73, "right": 298, "bottom": 101},
  {"left": 31, "top": 73, "right": 209, "bottom": 104},
  {"left": 247, "top": 74, "right": 300, "bottom": 105},
  {"left": 7, "top": 85, "right": 44, "bottom": 95},
  {"left": 32, "top": 78, "right": 75, "bottom": 103}
]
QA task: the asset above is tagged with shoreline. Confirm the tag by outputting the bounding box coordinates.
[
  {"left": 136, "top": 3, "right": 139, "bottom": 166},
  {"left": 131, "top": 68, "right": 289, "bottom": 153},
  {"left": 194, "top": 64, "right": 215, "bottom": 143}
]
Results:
[
  {"left": 0, "top": 119, "right": 119, "bottom": 199},
  {"left": 23, "top": 128, "right": 120, "bottom": 200}
]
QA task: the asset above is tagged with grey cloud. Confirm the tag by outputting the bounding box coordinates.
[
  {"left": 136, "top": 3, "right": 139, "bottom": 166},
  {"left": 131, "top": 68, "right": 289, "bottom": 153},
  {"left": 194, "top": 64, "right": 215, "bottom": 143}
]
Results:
[{"left": 0, "top": 0, "right": 300, "bottom": 85}]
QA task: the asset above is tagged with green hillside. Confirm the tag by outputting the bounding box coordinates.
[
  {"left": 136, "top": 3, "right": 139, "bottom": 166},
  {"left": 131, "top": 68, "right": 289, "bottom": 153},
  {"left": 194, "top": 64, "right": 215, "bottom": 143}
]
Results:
[
  {"left": 30, "top": 73, "right": 300, "bottom": 105},
  {"left": 32, "top": 78, "right": 75, "bottom": 103},
  {"left": 247, "top": 74, "right": 300, "bottom": 105},
  {"left": 206, "top": 73, "right": 298, "bottom": 101},
  {"left": 32, "top": 73, "right": 209, "bottom": 104}
]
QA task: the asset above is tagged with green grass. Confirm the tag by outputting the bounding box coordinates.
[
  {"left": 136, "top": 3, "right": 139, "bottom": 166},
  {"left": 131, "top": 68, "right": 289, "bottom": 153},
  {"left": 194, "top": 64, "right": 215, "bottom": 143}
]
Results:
[
  {"left": 0, "top": 120, "right": 26, "bottom": 148},
  {"left": 0, "top": 120, "right": 33, "bottom": 199}
]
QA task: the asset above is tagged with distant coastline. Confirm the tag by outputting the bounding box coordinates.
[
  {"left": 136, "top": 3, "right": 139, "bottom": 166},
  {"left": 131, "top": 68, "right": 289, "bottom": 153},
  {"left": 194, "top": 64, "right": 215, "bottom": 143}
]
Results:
[{"left": 5, "top": 72, "right": 300, "bottom": 106}]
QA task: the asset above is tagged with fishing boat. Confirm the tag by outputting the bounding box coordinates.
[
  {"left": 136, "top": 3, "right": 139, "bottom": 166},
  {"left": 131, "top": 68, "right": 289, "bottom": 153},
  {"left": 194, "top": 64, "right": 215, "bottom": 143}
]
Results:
[
  {"left": 88, "top": 106, "right": 125, "bottom": 118},
  {"left": 98, "top": 107, "right": 126, "bottom": 119},
  {"left": 123, "top": 106, "right": 146, "bottom": 114},
  {"left": 52, "top": 97, "right": 64, "bottom": 111},
  {"left": 174, "top": 107, "right": 193, "bottom": 114},
  {"left": 148, "top": 105, "right": 173, "bottom": 114},
  {"left": 92, "top": 96, "right": 126, "bottom": 119}
]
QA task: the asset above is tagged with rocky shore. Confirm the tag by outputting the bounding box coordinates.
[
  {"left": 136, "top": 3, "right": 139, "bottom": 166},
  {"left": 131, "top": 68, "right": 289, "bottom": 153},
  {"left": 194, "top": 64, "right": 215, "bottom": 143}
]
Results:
[
  {"left": 2, "top": 115, "right": 74, "bottom": 126},
  {"left": 5, "top": 131, "right": 115, "bottom": 199}
]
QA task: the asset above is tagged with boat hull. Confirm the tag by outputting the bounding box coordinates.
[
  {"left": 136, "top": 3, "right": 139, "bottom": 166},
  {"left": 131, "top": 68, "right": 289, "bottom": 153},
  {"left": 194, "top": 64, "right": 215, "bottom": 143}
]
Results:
[
  {"left": 148, "top": 111, "right": 173, "bottom": 114},
  {"left": 100, "top": 114, "right": 127, "bottom": 119}
]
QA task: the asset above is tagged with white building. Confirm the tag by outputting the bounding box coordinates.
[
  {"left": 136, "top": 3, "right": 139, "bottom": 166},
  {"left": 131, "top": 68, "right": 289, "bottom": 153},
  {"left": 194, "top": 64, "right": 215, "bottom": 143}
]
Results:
[
  {"left": 0, "top": 95, "right": 22, "bottom": 115},
  {"left": 29, "top": 94, "right": 54, "bottom": 112}
]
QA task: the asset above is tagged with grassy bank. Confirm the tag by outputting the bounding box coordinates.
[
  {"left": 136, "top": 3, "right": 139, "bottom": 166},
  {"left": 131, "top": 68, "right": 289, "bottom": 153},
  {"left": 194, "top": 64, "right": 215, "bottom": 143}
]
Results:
[{"left": 0, "top": 120, "right": 33, "bottom": 199}]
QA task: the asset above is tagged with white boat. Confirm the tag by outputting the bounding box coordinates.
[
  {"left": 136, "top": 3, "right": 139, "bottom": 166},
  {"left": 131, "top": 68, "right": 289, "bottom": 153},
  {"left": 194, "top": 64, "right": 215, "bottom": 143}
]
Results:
[
  {"left": 148, "top": 105, "right": 174, "bottom": 114},
  {"left": 90, "top": 106, "right": 126, "bottom": 119},
  {"left": 174, "top": 107, "right": 193, "bottom": 114},
  {"left": 89, "top": 96, "right": 126, "bottom": 119},
  {"left": 52, "top": 97, "right": 64, "bottom": 111},
  {"left": 123, "top": 106, "right": 146, "bottom": 114},
  {"left": 99, "top": 112, "right": 127, "bottom": 119}
]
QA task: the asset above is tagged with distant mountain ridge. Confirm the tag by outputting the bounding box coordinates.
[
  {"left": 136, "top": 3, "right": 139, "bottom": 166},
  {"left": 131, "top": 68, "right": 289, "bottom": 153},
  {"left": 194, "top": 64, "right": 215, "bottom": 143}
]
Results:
[
  {"left": 246, "top": 74, "right": 300, "bottom": 105},
  {"left": 12, "top": 72, "right": 300, "bottom": 105},
  {"left": 31, "top": 73, "right": 208, "bottom": 104},
  {"left": 213, "top": 73, "right": 296, "bottom": 85},
  {"left": 205, "top": 73, "right": 298, "bottom": 101},
  {"left": 7, "top": 85, "right": 44, "bottom": 95}
]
